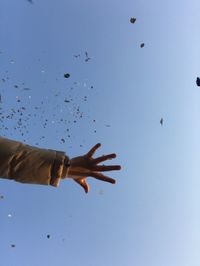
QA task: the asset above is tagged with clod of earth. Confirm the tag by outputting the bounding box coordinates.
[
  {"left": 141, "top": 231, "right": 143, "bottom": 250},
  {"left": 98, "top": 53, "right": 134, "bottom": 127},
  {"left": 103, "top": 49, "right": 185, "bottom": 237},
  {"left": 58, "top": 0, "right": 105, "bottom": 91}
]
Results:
[
  {"left": 130, "top": 17, "right": 136, "bottom": 24},
  {"left": 64, "top": 73, "right": 70, "bottom": 78},
  {"left": 196, "top": 77, "right": 200, "bottom": 86}
]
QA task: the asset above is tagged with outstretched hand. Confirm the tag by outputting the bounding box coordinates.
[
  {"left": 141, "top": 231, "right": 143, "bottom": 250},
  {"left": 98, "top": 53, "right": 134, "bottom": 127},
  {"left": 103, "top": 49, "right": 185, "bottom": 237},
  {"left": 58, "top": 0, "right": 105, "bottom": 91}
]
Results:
[{"left": 67, "top": 143, "right": 121, "bottom": 193}]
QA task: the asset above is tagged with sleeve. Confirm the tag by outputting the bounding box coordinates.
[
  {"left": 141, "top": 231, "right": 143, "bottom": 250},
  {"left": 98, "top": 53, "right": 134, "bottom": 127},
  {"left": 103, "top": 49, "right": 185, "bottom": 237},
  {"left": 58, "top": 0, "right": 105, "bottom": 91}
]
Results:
[{"left": 0, "top": 136, "right": 70, "bottom": 187}]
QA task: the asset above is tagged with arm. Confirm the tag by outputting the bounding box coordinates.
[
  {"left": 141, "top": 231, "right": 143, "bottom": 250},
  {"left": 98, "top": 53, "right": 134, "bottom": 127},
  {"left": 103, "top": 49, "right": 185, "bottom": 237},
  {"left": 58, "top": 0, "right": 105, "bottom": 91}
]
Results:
[{"left": 0, "top": 137, "right": 121, "bottom": 192}]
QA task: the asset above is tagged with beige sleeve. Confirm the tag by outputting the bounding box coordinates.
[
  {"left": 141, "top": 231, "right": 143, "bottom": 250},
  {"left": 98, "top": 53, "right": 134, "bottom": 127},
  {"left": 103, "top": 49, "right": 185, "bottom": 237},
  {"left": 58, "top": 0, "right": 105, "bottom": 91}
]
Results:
[{"left": 0, "top": 136, "right": 70, "bottom": 187}]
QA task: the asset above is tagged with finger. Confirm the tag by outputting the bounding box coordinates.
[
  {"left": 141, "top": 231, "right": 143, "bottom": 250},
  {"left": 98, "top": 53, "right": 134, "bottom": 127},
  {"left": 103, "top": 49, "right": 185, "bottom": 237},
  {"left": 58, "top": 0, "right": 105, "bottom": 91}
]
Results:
[
  {"left": 93, "top": 153, "right": 116, "bottom": 164},
  {"left": 87, "top": 143, "right": 101, "bottom": 158},
  {"left": 74, "top": 178, "right": 90, "bottom": 193},
  {"left": 90, "top": 172, "right": 116, "bottom": 184},
  {"left": 92, "top": 165, "right": 121, "bottom": 172}
]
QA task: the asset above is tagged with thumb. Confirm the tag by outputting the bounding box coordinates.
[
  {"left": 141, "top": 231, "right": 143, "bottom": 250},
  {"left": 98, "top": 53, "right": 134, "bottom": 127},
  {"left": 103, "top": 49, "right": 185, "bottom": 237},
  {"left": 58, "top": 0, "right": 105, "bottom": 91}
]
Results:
[{"left": 73, "top": 177, "right": 90, "bottom": 193}]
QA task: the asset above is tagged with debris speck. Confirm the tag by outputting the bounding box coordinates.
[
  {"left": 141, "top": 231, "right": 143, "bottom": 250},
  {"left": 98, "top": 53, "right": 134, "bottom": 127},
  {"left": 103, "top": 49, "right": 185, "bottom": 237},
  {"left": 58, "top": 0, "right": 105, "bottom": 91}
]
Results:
[
  {"left": 8, "top": 214, "right": 12, "bottom": 218},
  {"left": 64, "top": 99, "right": 70, "bottom": 103},
  {"left": 160, "top": 118, "right": 163, "bottom": 126},
  {"left": 11, "top": 244, "right": 16, "bottom": 248},
  {"left": 85, "top": 51, "right": 91, "bottom": 62},
  {"left": 0, "top": 195, "right": 4, "bottom": 199},
  {"left": 140, "top": 43, "right": 145, "bottom": 48},
  {"left": 73, "top": 54, "right": 80, "bottom": 58},
  {"left": 47, "top": 234, "right": 50, "bottom": 239}
]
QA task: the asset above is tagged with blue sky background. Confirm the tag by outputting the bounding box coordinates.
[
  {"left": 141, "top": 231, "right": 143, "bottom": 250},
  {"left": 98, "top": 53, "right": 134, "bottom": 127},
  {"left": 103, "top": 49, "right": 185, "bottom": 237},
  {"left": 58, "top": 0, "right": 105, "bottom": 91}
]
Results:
[{"left": 0, "top": 0, "right": 200, "bottom": 265}]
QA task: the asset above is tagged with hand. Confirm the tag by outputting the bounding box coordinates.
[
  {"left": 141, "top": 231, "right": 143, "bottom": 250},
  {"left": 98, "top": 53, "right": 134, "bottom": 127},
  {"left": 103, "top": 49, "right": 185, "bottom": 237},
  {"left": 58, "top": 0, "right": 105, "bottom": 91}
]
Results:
[{"left": 67, "top": 143, "right": 121, "bottom": 193}]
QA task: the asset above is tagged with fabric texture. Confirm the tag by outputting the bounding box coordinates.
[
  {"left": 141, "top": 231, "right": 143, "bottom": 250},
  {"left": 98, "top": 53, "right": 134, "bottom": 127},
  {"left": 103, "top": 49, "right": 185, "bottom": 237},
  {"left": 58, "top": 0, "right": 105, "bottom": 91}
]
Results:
[{"left": 0, "top": 136, "right": 70, "bottom": 187}]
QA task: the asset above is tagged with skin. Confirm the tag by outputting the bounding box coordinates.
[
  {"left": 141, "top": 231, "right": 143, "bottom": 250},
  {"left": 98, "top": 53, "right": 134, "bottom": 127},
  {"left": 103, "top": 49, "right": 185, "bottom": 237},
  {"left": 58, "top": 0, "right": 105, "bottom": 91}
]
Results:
[{"left": 67, "top": 143, "right": 121, "bottom": 193}]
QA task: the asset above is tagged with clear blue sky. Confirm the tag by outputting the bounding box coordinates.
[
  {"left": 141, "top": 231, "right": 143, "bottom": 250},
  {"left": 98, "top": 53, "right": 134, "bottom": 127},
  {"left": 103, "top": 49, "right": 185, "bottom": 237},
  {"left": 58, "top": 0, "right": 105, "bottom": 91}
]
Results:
[{"left": 0, "top": 0, "right": 200, "bottom": 265}]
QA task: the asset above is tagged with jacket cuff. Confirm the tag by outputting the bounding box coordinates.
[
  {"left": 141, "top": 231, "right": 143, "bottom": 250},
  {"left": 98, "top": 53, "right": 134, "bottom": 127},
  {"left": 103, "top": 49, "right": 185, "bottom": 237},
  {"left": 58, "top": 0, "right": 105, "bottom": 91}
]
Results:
[
  {"left": 50, "top": 152, "right": 69, "bottom": 187},
  {"left": 61, "top": 156, "right": 71, "bottom": 179}
]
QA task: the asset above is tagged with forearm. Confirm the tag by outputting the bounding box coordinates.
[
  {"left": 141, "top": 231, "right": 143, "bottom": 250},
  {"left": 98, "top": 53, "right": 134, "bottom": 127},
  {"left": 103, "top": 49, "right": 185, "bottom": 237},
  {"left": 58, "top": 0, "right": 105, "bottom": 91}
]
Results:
[{"left": 0, "top": 136, "right": 70, "bottom": 187}]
